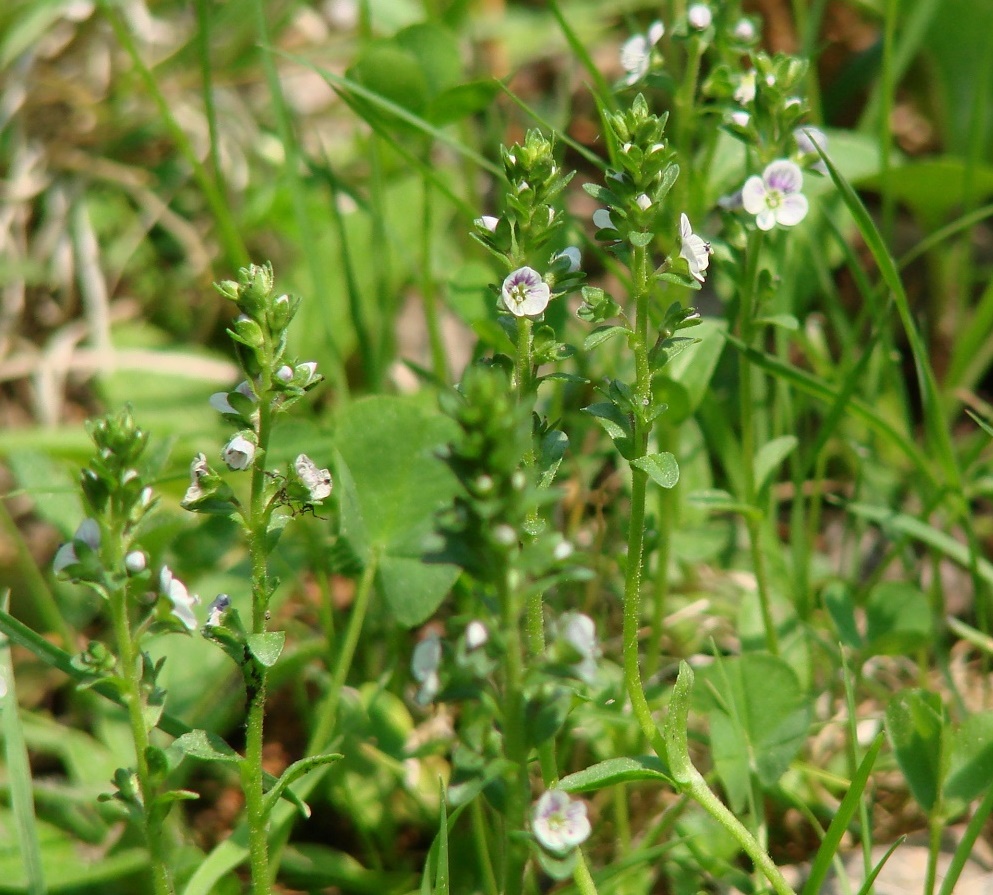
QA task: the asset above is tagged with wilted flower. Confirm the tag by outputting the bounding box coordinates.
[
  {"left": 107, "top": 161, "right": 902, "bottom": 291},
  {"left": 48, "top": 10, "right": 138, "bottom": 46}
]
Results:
[
  {"left": 794, "top": 126, "right": 829, "bottom": 174},
  {"left": 183, "top": 453, "right": 210, "bottom": 506},
  {"left": 532, "top": 790, "right": 592, "bottom": 855},
  {"left": 500, "top": 267, "right": 551, "bottom": 317},
  {"left": 159, "top": 566, "right": 199, "bottom": 631},
  {"left": 742, "top": 160, "right": 809, "bottom": 231},
  {"left": 687, "top": 3, "right": 712, "bottom": 29},
  {"left": 53, "top": 518, "right": 101, "bottom": 574},
  {"left": 411, "top": 633, "right": 442, "bottom": 705},
  {"left": 679, "top": 213, "right": 713, "bottom": 283},
  {"left": 205, "top": 593, "right": 231, "bottom": 628},
  {"left": 294, "top": 454, "right": 332, "bottom": 502},
  {"left": 222, "top": 433, "right": 256, "bottom": 471}
]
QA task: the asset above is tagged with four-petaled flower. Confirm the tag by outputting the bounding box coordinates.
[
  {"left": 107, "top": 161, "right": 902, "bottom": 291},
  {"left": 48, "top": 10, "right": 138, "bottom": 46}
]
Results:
[
  {"left": 500, "top": 267, "right": 551, "bottom": 317},
  {"left": 295, "top": 454, "right": 332, "bottom": 502},
  {"left": 160, "top": 566, "right": 200, "bottom": 631},
  {"left": 679, "top": 213, "right": 713, "bottom": 283},
  {"left": 532, "top": 790, "right": 592, "bottom": 855},
  {"left": 741, "top": 160, "right": 809, "bottom": 231}
]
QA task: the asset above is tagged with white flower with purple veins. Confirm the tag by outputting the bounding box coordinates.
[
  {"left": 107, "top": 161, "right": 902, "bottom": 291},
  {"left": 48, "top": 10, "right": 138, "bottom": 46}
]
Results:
[
  {"left": 183, "top": 452, "right": 210, "bottom": 505},
  {"left": 222, "top": 433, "right": 256, "bottom": 470},
  {"left": 532, "top": 790, "right": 592, "bottom": 855},
  {"left": 53, "top": 518, "right": 101, "bottom": 573},
  {"left": 295, "top": 454, "right": 332, "bottom": 502},
  {"left": 742, "top": 160, "right": 809, "bottom": 231},
  {"left": 561, "top": 612, "right": 601, "bottom": 683},
  {"left": 679, "top": 213, "right": 713, "bottom": 283},
  {"left": 205, "top": 593, "right": 231, "bottom": 628},
  {"left": 687, "top": 3, "right": 712, "bottom": 30},
  {"left": 160, "top": 566, "right": 199, "bottom": 630},
  {"left": 500, "top": 267, "right": 551, "bottom": 317},
  {"left": 411, "top": 634, "right": 442, "bottom": 705}
]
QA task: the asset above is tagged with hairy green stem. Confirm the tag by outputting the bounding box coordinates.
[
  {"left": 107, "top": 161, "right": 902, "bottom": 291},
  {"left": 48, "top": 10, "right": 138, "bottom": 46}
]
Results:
[
  {"left": 105, "top": 524, "right": 174, "bottom": 895},
  {"left": 573, "top": 849, "right": 601, "bottom": 895}
]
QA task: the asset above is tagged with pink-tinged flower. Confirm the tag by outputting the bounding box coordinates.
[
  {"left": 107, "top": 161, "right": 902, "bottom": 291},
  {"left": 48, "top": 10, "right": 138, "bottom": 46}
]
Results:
[
  {"left": 679, "top": 213, "right": 713, "bottom": 283},
  {"left": 159, "top": 566, "right": 200, "bottom": 630},
  {"left": 741, "top": 160, "right": 809, "bottom": 231},
  {"left": 532, "top": 790, "right": 592, "bottom": 855},
  {"left": 500, "top": 267, "right": 551, "bottom": 317}
]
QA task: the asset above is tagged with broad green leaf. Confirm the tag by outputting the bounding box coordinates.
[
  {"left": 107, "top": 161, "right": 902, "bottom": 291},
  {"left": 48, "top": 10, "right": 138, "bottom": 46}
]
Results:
[
  {"left": 631, "top": 452, "right": 680, "bottom": 489},
  {"left": 944, "top": 711, "right": 993, "bottom": 810},
  {"left": 584, "top": 324, "right": 630, "bottom": 351},
  {"left": 5, "top": 450, "right": 82, "bottom": 537},
  {"left": 885, "top": 690, "right": 945, "bottom": 812},
  {"left": 246, "top": 632, "right": 285, "bottom": 668},
  {"left": 559, "top": 757, "right": 673, "bottom": 793},
  {"left": 753, "top": 435, "right": 798, "bottom": 492},
  {"left": 335, "top": 396, "right": 459, "bottom": 627},
  {"left": 394, "top": 23, "right": 461, "bottom": 98},
  {"left": 427, "top": 80, "right": 500, "bottom": 126},
  {"left": 695, "top": 654, "right": 812, "bottom": 812},
  {"left": 864, "top": 582, "right": 931, "bottom": 655},
  {"left": 172, "top": 729, "right": 241, "bottom": 765}
]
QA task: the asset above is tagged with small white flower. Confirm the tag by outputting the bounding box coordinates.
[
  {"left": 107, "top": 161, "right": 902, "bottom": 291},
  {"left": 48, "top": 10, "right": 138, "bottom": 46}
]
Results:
[
  {"left": 620, "top": 34, "right": 651, "bottom": 85},
  {"left": 493, "top": 524, "right": 517, "bottom": 546},
  {"left": 733, "top": 18, "right": 757, "bottom": 42},
  {"left": 555, "top": 246, "right": 582, "bottom": 272},
  {"left": 222, "top": 433, "right": 256, "bottom": 471},
  {"left": 636, "top": 193, "right": 653, "bottom": 211},
  {"left": 294, "top": 454, "right": 333, "bottom": 501},
  {"left": 125, "top": 551, "right": 147, "bottom": 574},
  {"left": 205, "top": 593, "right": 231, "bottom": 628},
  {"left": 647, "top": 20, "right": 664, "bottom": 45},
  {"left": 500, "top": 267, "right": 551, "bottom": 317},
  {"left": 412, "top": 633, "right": 442, "bottom": 705},
  {"left": 53, "top": 518, "right": 101, "bottom": 573},
  {"left": 592, "top": 208, "right": 615, "bottom": 231},
  {"left": 477, "top": 215, "right": 499, "bottom": 232},
  {"left": 561, "top": 612, "right": 601, "bottom": 683},
  {"left": 687, "top": 3, "right": 712, "bottom": 30},
  {"left": 734, "top": 70, "right": 756, "bottom": 105},
  {"left": 741, "top": 160, "right": 809, "bottom": 231},
  {"left": 794, "top": 126, "right": 829, "bottom": 173},
  {"left": 209, "top": 380, "right": 255, "bottom": 415},
  {"left": 465, "top": 620, "right": 489, "bottom": 650},
  {"left": 729, "top": 110, "right": 751, "bottom": 128},
  {"left": 553, "top": 538, "right": 573, "bottom": 561},
  {"left": 160, "top": 566, "right": 200, "bottom": 631},
  {"left": 532, "top": 790, "right": 591, "bottom": 855},
  {"left": 679, "top": 213, "right": 713, "bottom": 283}
]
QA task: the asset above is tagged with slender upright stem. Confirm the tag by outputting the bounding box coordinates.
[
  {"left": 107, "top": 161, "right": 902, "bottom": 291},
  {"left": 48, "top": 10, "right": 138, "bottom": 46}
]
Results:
[
  {"left": 737, "top": 231, "right": 779, "bottom": 655},
  {"left": 106, "top": 524, "right": 174, "bottom": 895}
]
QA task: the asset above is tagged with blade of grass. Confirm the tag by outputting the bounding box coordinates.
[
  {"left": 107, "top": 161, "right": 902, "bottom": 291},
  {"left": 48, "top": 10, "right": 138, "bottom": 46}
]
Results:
[
  {"left": 251, "top": 0, "right": 350, "bottom": 400},
  {"left": 937, "top": 782, "right": 993, "bottom": 895},
  {"left": 801, "top": 733, "right": 884, "bottom": 895},
  {"left": 1, "top": 591, "right": 46, "bottom": 895},
  {"left": 546, "top": 0, "right": 616, "bottom": 113},
  {"left": 855, "top": 837, "right": 906, "bottom": 895}
]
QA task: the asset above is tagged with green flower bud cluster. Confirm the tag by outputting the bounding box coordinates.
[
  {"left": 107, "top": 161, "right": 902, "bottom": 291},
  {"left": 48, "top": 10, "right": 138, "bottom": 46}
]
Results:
[
  {"left": 473, "top": 129, "right": 575, "bottom": 268},
  {"left": 585, "top": 95, "right": 680, "bottom": 254},
  {"left": 80, "top": 406, "right": 154, "bottom": 522}
]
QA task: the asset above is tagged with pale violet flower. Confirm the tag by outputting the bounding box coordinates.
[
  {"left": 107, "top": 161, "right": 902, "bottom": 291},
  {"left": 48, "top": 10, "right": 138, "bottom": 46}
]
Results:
[
  {"left": 276, "top": 365, "right": 294, "bottom": 382},
  {"left": 733, "top": 18, "right": 757, "bottom": 42},
  {"left": 294, "top": 454, "right": 332, "bottom": 502},
  {"left": 209, "top": 380, "right": 255, "bottom": 415},
  {"left": 794, "top": 126, "right": 829, "bottom": 174},
  {"left": 159, "top": 566, "right": 199, "bottom": 631},
  {"left": 477, "top": 215, "right": 499, "bottom": 232},
  {"left": 741, "top": 160, "right": 809, "bottom": 231},
  {"left": 555, "top": 246, "right": 582, "bottom": 272},
  {"left": 592, "top": 208, "right": 615, "bottom": 231},
  {"left": 687, "top": 3, "right": 712, "bottom": 30},
  {"left": 532, "top": 790, "right": 592, "bottom": 855},
  {"left": 411, "top": 633, "right": 442, "bottom": 705},
  {"left": 620, "top": 22, "right": 662, "bottom": 86},
  {"left": 500, "top": 267, "right": 551, "bottom": 317},
  {"left": 734, "top": 70, "right": 756, "bottom": 105},
  {"left": 222, "top": 433, "right": 256, "bottom": 470},
  {"left": 205, "top": 593, "right": 231, "bottom": 628},
  {"left": 124, "top": 551, "right": 147, "bottom": 574},
  {"left": 53, "top": 518, "right": 101, "bottom": 574},
  {"left": 561, "top": 612, "right": 601, "bottom": 683},
  {"left": 679, "top": 213, "right": 713, "bottom": 283},
  {"left": 465, "top": 620, "right": 489, "bottom": 650}
]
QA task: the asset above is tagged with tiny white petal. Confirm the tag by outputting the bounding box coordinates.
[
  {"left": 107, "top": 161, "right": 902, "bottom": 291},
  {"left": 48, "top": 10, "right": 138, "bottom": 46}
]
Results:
[
  {"left": 222, "top": 434, "right": 255, "bottom": 471},
  {"left": 555, "top": 246, "right": 582, "bottom": 273},
  {"left": 740, "top": 175, "right": 768, "bottom": 215},
  {"left": 776, "top": 192, "right": 809, "bottom": 226},
  {"left": 592, "top": 208, "right": 614, "bottom": 230},
  {"left": 160, "top": 565, "right": 200, "bottom": 631},
  {"left": 687, "top": 3, "right": 712, "bottom": 29},
  {"left": 733, "top": 18, "right": 756, "bottom": 41},
  {"left": 730, "top": 110, "right": 751, "bottom": 128},
  {"left": 477, "top": 215, "right": 499, "bottom": 232},
  {"left": 620, "top": 34, "right": 651, "bottom": 84},
  {"left": 636, "top": 193, "right": 652, "bottom": 211},
  {"left": 465, "top": 621, "right": 489, "bottom": 650},
  {"left": 125, "top": 551, "right": 147, "bottom": 574},
  {"left": 734, "top": 71, "right": 756, "bottom": 105},
  {"left": 209, "top": 392, "right": 236, "bottom": 414},
  {"left": 647, "top": 20, "right": 664, "bottom": 45}
]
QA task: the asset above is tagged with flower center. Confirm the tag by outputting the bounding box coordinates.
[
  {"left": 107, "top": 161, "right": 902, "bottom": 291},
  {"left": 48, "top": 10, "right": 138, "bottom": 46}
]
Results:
[{"left": 766, "top": 188, "right": 784, "bottom": 209}]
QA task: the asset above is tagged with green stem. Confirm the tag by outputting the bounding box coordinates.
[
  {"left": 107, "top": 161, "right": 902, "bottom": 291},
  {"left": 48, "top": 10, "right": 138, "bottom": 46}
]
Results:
[
  {"left": 421, "top": 170, "right": 449, "bottom": 384},
  {"left": 105, "top": 527, "right": 174, "bottom": 895},
  {"left": 738, "top": 231, "right": 779, "bottom": 655},
  {"left": 621, "top": 243, "right": 667, "bottom": 758},
  {"left": 471, "top": 798, "right": 500, "bottom": 895},
  {"left": 573, "top": 849, "right": 601, "bottom": 895},
  {"left": 648, "top": 419, "right": 677, "bottom": 679}
]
